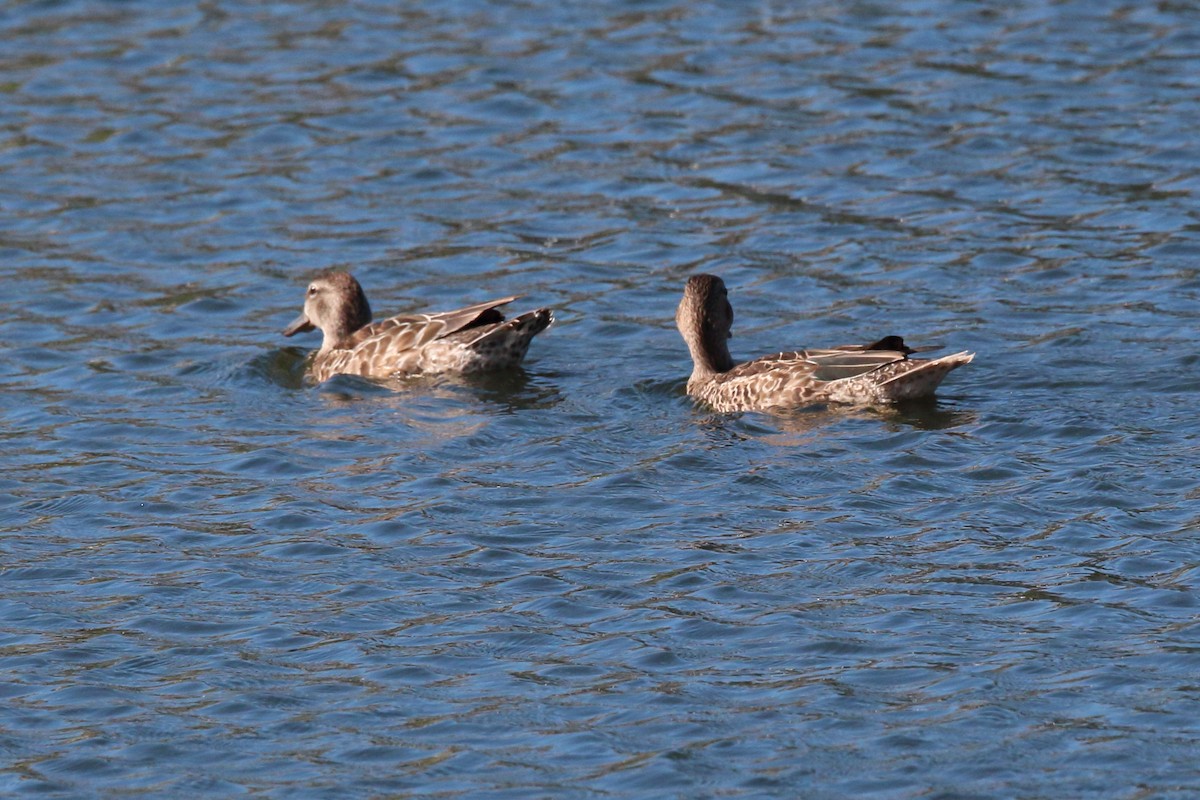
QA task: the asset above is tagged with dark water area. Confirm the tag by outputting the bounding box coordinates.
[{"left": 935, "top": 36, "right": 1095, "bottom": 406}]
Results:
[{"left": 2, "top": 0, "right": 1199, "bottom": 797}]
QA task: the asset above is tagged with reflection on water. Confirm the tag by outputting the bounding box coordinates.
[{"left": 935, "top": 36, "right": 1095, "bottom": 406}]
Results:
[
  {"left": 3, "top": 0, "right": 1200, "bottom": 797},
  {"left": 741, "top": 400, "right": 980, "bottom": 447},
  {"left": 885, "top": 399, "right": 979, "bottom": 432}
]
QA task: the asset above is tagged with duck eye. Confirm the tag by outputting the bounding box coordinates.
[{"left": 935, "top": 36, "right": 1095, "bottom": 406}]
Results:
[{"left": 307, "top": 285, "right": 318, "bottom": 296}]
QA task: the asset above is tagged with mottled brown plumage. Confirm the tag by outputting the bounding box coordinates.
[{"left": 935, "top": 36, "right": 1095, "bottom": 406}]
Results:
[
  {"left": 675, "top": 274, "right": 973, "bottom": 412},
  {"left": 283, "top": 271, "right": 553, "bottom": 382}
]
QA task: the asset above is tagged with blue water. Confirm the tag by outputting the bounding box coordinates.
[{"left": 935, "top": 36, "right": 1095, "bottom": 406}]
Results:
[{"left": 2, "top": 0, "right": 1199, "bottom": 797}]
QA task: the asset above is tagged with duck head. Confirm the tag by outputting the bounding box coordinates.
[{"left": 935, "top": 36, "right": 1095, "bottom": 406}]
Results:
[
  {"left": 676, "top": 273, "right": 735, "bottom": 376},
  {"left": 283, "top": 271, "right": 373, "bottom": 352}
]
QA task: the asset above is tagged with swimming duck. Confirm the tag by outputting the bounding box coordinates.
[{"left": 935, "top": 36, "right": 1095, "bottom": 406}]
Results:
[
  {"left": 283, "top": 271, "right": 553, "bottom": 382},
  {"left": 675, "top": 274, "right": 973, "bottom": 412}
]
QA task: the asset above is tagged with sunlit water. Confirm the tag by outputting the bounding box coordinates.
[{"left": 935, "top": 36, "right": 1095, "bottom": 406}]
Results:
[{"left": 2, "top": 0, "right": 1199, "bottom": 797}]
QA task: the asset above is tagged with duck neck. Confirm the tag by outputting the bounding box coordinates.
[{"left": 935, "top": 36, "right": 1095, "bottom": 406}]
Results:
[
  {"left": 320, "top": 304, "right": 370, "bottom": 354},
  {"left": 319, "top": 321, "right": 358, "bottom": 353},
  {"left": 688, "top": 325, "right": 734, "bottom": 380}
]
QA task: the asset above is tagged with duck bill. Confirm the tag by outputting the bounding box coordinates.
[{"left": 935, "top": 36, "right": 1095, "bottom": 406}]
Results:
[{"left": 282, "top": 313, "right": 315, "bottom": 337}]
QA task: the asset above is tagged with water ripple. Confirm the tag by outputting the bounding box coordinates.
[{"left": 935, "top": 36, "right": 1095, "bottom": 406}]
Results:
[{"left": 3, "top": 0, "right": 1200, "bottom": 797}]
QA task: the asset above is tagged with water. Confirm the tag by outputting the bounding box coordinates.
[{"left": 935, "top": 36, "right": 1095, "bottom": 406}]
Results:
[{"left": 2, "top": 0, "right": 1199, "bottom": 797}]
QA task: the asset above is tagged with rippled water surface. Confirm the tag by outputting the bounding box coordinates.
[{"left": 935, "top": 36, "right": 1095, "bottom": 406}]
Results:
[{"left": 3, "top": 0, "right": 1200, "bottom": 797}]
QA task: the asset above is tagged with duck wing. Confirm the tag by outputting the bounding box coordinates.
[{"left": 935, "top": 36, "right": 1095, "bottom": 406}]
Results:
[
  {"left": 720, "top": 348, "right": 909, "bottom": 384},
  {"left": 347, "top": 296, "right": 520, "bottom": 352},
  {"left": 801, "top": 349, "right": 909, "bottom": 382},
  {"left": 828, "top": 335, "right": 942, "bottom": 355}
]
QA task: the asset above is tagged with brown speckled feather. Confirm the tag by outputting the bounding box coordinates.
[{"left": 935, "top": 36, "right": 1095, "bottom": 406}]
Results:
[
  {"left": 283, "top": 271, "right": 553, "bottom": 383},
  {"left": 675, "top": 273, "right": 973, "bottom": 412}
]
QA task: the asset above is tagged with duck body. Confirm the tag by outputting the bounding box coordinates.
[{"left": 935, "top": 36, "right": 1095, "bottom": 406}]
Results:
[
  {"left": 283, "top": 271, "right": 553, "bottom": 383},
  {"left": 676, "top": 274, "right": 973, "bottom": 413}
]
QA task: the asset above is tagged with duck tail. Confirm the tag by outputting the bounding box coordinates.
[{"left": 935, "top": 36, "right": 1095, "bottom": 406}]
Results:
[
  {"left": 877, "top": 351, "right": 974, "bottom": 400},
  {"left": 466, "top": 308, "right": 554, "bottom": 346},
  {"left": 512, "top": 308, "right": 555, "bottom": 336}
]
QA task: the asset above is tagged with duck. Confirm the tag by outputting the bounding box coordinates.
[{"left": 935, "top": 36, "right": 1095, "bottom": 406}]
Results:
[
  {"left": 283, "top": 271, "right": 553, "bottom": 383},
  {"left": 675, "top": 273, "right": 973, "bottom": 412}
]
